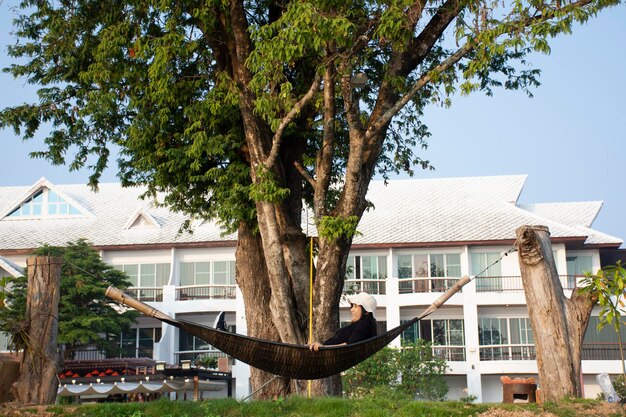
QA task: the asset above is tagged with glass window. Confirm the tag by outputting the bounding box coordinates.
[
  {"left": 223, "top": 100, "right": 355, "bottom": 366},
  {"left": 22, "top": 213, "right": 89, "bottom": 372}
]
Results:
[
  {"left": 115, "top": 263, "right": 170, "bottom": 287},
  {"left": 179, "top": 261, "right": 235, "bottom": 286},
  {"left": 510, "top": 318, "right": 533, "bottom": 345},
  {"left": 7, "top": 189, "right": 82, "bottom": 218},
  {"left": 431, "top": 319, "right": 464, "bottom": 346},
  {"left": 566, "top": 255, "right": 593, "bottom": 275},
  {"left": 397, "top": 255, "right": 412, "bottom": 279},
  {"left": 345, "top": 255, "right": 387, "bottom": 279},
  {"left": 195, "top": 262, "right": 211, "bottom": 285},
  {"left": 479, "top": 318, "right": 508, "bottom": 345},
  {"left": 141, "top": 264, "right": 156, "bottom": 287},
  {"left": 121, "top": 265, "right": 139, "bottom": 287},
  {"left": 446, "top": 254, "right": 462, "bottom": 276}
]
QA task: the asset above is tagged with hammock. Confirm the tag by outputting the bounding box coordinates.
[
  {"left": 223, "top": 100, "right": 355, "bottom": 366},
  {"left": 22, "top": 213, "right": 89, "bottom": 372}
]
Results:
[{"left": 105, "top": 276, "right": 470, "bottom": 380}]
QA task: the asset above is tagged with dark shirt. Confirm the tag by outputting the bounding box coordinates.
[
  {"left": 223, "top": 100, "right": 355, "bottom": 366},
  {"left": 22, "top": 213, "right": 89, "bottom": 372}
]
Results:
[{"left": 323, "top": 314, "right": 377, "bottom": 345}]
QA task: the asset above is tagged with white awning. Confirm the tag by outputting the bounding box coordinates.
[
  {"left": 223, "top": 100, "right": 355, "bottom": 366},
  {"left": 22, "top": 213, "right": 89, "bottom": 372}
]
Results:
[{"left": 57, "top": 380, "right": 226, "bottom": 397}]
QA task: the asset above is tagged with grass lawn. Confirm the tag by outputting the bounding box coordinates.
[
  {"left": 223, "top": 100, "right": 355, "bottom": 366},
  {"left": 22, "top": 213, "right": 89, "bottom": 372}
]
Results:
[{"left": 0, "top": 393, "right": 624, "bottom": 417}]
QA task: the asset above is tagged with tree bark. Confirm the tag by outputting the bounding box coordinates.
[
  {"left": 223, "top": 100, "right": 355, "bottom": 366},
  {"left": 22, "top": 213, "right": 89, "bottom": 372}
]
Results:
[
  {"left": 13, "top": 256, "right": 62, "bottom": 405},
  {"left": 516, "top": 226, "right": 597, "bottom": 402}
]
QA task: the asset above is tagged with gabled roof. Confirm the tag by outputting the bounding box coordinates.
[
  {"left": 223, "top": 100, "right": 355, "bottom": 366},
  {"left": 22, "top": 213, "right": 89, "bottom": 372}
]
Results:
[
  {"left": 0, "top": 175, "right": 621, "bottom": 252},
  {"left": 123, "top": 207, "right": 161, "bottom": 230},
  {"left": 352, "top": 175, "right": 621, "bottom": 247},
  {"left": 0, "top": 177, "right": 94, "bottom": 220}
]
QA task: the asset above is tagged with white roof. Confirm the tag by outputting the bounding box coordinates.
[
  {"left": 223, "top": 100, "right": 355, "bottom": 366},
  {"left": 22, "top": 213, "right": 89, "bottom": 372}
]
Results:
[
  {"left": 0, "top": 175, "right": 621, "bottom": 251},
  {"left": 0, "top": 256, "right": 24, "bottom": 277},
  {"left": 353, "top": 175, "right": 621, "bottom": 246}
]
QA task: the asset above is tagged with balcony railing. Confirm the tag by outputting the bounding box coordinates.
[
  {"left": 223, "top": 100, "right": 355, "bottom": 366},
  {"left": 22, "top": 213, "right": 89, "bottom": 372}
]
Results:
[
  {"left": 176, "top": 285, "right": 237, "bottom": 300},
  {"left": 174, "top": 349, "right": 228, "bottom": 365},
  {"left": 68, "top": 347, "right": 154, "bottom": 361},
  {"left": 432, "top": 346, "right": 466, "bottom": 361},
  {"left": 343, "top": 279, "right": 386, "bottom": 295},
  {"left": 126, "top": 287, "right": 163, "bottom": 302},
  {"left": 582, "top": 343, "right": 625, "bottom": 360},
  {"left": 475, "top": 275, "right": 580, "bottom": 292},
  {"left": 398, "top": 277, "right": 462, "bottom": 294},
  {"left": 479, "top": 344, "right": 536, "bottom": 361}
]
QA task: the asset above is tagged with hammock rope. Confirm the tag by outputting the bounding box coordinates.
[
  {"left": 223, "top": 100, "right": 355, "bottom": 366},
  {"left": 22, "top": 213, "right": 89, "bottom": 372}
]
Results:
[{"left": 105, "top": 247, "right": 516, "bottom": 380}]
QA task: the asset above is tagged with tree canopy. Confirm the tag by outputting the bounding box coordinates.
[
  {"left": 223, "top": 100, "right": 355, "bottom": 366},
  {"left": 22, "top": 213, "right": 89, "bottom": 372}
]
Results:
[
  {"left": 0, "top": 239, "right": 138, "bottom": 359},
  {"left": 1, "top": 0, "right": 621, "bottom": 396}
]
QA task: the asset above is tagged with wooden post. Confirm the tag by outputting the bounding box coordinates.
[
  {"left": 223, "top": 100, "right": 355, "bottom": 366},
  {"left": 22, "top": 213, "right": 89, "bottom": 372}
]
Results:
[
  {"left": 516, "top": 226, "right": 597, "bottom": 402},
  {"left": 12, "top": 256, "right": 62, "bottom": 405}
]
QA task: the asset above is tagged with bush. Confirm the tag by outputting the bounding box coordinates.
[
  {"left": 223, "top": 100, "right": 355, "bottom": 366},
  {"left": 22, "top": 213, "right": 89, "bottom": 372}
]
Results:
[
  {"left": 396, "top": 340, "right": 448, "bottom": 400},
  {"left": 194, "top": 354, "right": 218, "bottom": 369},
  {"left": 342, "top": 340, "right": 448, "bottom": 400}
]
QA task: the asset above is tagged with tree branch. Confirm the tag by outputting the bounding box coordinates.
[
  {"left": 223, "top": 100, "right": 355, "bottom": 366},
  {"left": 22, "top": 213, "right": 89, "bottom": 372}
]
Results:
[
  {"left": 294, "top": 161, "right": 316, "bottom": 189},
  {"left": 366, "top": 41, "right": 473, "bottom": 140},
  {"left": 314, "top": 66, "right": 336, "bottom": 217},
  {"left": 265, "top": 73, "right": 321, "bottom": 168}
]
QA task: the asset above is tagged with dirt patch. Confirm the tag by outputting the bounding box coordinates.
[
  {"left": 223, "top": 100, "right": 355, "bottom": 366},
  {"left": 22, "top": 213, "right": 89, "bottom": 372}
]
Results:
[{"left": 478, "top": 402, "right": 625, "bottom": 417}]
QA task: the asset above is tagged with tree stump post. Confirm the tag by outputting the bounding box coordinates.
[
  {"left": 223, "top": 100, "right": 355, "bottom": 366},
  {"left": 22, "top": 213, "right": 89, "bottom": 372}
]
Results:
[
  {"left": 516, "top": 226, "right": 596, "bottom": 402},
  {"left": 13, "top": 256, "right": 62, "bottom": 405}
]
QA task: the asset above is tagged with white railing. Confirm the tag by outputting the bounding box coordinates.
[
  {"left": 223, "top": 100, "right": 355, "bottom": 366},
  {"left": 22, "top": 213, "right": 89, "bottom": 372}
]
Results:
[
  {"left": 397, "top": 277, "right": 462, "bottom": 294},
  {"left": 126, "top": 287, "right": 163, "bottom": 302},
  {"left": 176, "top": 285, "right": 237, "bottom": 300},
  {"left": 479, "top": 344, "right": 536, "bottom": 361},
  {"left": 343, "top": 279, "right": 386, "bottom": 295}
]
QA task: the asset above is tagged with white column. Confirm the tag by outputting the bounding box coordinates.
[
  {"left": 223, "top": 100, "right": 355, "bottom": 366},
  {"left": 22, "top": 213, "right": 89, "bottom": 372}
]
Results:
[
  {"left": 386, "top": 248, "right": 401, "bottom": 348},
  {"left": 233, "top": 285, "right": 251, "bottom": 399},
  {"left": 462, "top": 245, "right": 483, "bottom": 402}
]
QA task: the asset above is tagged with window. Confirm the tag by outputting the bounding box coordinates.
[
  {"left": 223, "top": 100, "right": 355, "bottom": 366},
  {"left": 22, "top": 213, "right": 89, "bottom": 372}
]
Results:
[
  {"left": 8, "top": 188, "right": 81, "bottom": 218},
  {"left": 179, "top": 261, "right": 235, "bottom": 286},
  {"left": 401, "top": 319, "right": 465, "bottom": 346},
  {"left": 479, "top": 318, "right": 508, "bottom": 345},
  {"left": 119, "top": 328, "right": 162, "bottom": 358},
  {"left": 401, "top": 318, "right": 465, "bottom": 360},
  {"left": 397, "top": 253, "right": 461, "bottom": 292},
  {"left": 471, "top": 252, "right": 502, "bottom": 291},
  {"left": 345, "top": 255, "right": 387, "bottom": 294},
  {"left": 116, "top": 263, "right": 170, "bottom": 287},
  {"left": 566, "top": 255, "right": 593, "bottom": 288},
  {"left": 479, "top": 317, "right": 535, "bottom": 360}
]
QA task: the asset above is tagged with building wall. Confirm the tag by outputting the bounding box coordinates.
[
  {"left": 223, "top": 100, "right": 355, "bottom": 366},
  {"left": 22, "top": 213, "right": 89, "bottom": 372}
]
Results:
[{"left": 1, "top": 242, "right": 622, "bottom": 402}]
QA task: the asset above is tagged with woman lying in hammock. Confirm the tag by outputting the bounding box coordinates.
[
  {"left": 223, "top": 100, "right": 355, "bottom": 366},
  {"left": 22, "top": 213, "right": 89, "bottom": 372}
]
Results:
[{"left": 309, "top": 292, "right": 377, "bottom": 351}]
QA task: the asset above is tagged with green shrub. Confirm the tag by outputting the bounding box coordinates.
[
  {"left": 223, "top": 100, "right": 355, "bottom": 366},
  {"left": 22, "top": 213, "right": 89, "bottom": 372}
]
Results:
[
  {"left": 396, "top": 340, "right": 448, "bottom": 400},
  {"left": 342, "top": 340, "right": 448, "bottom": 400}
]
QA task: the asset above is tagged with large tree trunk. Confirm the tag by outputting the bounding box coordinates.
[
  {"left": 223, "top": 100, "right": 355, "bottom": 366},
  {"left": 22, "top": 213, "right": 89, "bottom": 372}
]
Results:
[
  {"left": 235, "top": 222, "right": 294, "bottom": 398},
  {"left": 13, "top": 256, "right": 62, "bottom": 405},
  {"left": 516, "top": 225, "right": 597, "bottom": 402}
]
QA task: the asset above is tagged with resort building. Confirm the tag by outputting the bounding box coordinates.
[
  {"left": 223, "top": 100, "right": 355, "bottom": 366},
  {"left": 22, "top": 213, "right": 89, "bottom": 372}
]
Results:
[{"left": 0, "top": 175, "right": 624, "bottom": 402}]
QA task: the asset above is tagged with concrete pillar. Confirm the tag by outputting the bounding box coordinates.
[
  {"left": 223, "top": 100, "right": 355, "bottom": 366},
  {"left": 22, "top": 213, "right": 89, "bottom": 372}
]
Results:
[
  {"left": 462, "top": 245, "right": 483, "bottom": 401},
  {"left": 233, "top": 286, "right": 250, "bottom": 399},
  {"left": 386, "top": 248, "right": 401, "bottom": 348}
]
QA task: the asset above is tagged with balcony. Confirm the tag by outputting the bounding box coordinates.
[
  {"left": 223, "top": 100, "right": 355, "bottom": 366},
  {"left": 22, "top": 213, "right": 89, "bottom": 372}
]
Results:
[
  {"left": 479, "top": 344, "right": 536, "bottom": 361},
  {"left": 475, "top": 275, "right": 580, "bottom": 292},
  {"left": 398, "top": 277, "right": 462, "bottom": 294},
  {"left": 176, "top": 285, "right": 237, "bottom": 300},
  {"left": 582, "top": 343, "right": 625, "bottom": 360},
  {"left": 432, "top": 345, "right": 466, "bottom": 361},
  {"left": 343, "top": 279, "right": 386, "bottom": 295},
  {"left": 67, "top": 347, "right": 155, "bottom": 361},
  {"left": 174, "top": 349, "right": 228, "bottom": 365},
  {"left": 126, "top": 287, "right": 163, "bottom": 302}
]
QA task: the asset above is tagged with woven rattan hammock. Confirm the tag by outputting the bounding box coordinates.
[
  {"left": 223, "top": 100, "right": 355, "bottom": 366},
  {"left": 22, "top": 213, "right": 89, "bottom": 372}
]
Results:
[{"left": 106, "top": 276, "right": 469, "bottom": 380}]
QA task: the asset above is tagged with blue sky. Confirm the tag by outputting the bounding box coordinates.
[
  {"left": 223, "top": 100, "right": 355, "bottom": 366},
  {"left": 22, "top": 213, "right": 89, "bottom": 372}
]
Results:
[{"left": 1, "top": 2, "right": 625, "bottom": 247}]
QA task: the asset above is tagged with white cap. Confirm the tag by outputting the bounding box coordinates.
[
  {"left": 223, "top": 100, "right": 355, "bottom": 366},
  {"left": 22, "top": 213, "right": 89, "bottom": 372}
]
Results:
[{"left": 348, "top": 292, "right": 377, "bottom": 313}]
